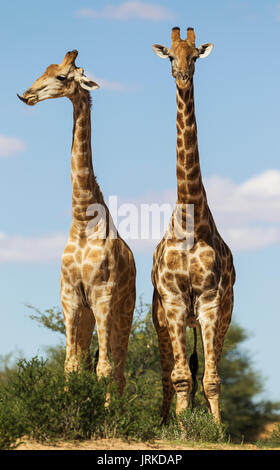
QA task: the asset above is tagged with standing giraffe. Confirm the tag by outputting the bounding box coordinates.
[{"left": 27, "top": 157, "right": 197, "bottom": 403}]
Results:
[
  {"left": 151, "top": 27, "right": 235, "bottom": 423},
  {"left": 18, "top": 50, "right": 136, "bottom": 394}
]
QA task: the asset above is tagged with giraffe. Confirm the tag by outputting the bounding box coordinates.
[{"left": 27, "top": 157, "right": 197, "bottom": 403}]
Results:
[
  {"left": 17, "top": 50, "right": 136, "bottom": 394},
  {"left": 151, "top": 27, "right": 235, "bottom": 424}
]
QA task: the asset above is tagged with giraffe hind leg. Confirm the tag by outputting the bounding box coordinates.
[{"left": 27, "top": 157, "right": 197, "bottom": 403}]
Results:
[
  {"left": 61, "top": 281, "right": 95, "bottom": 373},
  {"left": 152, "top": 289, "right": 175, "bottom": 424},
  {"left": 198, "top": 290, "right": 233, "bottom": 423},
  {"left": 110, "top": 290, "right": 135, "bottom": 395}
]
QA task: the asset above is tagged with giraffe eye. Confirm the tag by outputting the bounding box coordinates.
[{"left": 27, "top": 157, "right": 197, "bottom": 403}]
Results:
[
  {"left": 56, "top": 75, "right": 66, "bottom": 81},
  {"left": 169, "top": 56, "right": 174, "bottom": 62}
]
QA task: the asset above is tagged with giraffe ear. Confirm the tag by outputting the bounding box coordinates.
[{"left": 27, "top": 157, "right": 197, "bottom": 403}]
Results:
[
  {"left": 197, "top": 43, "right": 214, "bottom": 59},
  {"left": 152, "top": 44, "right": 170, "bottom": 59},
  {"left": 79, "top": 76, "right": 100, "bottom": 91}
]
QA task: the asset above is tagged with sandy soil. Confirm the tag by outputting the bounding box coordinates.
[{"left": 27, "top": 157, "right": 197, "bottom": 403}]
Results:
[
  {"left": 15, "top": 437, "right": 261, "bottom": 451},
  {"left": 14, "top": 421, "right": 280, "bottom": 451}
]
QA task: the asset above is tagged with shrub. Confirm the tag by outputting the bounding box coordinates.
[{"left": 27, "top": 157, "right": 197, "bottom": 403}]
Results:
[
  {"left": 0, "top": 357, "right": 108, "bottom": 448},
  {"left": 0, "top": 356, "right": 160, "bottom": 449},
  {"left": 161, "top": 409, "right": 228, "bottom": 444}
]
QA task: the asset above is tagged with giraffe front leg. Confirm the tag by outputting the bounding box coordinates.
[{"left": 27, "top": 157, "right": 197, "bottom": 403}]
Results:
[{"left": 161, "top": 299, "right": 192, "bottom": 417}]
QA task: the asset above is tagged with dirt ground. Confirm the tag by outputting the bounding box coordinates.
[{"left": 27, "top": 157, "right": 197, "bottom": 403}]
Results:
[
  {"left": 14, "top": 421, "right": 279, "bottom": 451},
  {"left": 13, "top": 438, "right": 266, "bottom": 451}
]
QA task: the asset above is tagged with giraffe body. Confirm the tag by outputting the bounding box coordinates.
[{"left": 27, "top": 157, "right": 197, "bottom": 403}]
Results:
[
  {"left": 152, "top": 28, "right": 235, "bottom": 423},
  {"left": 18, "top": 51, "right": 136, "bottom": 393}
]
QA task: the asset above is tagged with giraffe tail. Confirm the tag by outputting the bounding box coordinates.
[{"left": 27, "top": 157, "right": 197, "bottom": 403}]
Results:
[
  {"left": 94, "top": 348, "right": 99, "bottom": 374},
  {"left": 189, "top": 327, "right": 199, "bottom": 409}
]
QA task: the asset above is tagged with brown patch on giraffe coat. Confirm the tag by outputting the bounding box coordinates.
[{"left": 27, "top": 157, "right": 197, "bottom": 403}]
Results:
[
  {"left": 75, "top": 251, "right": 82, "bottom": 264},
  {"left": 184, "top": 129, "right": 195, "bottom": 148},
  {"left": 118, "top": 255, "right": 127, "bottom": 272},
  {"left": 82, "top": 263, "right": 93, "bottom": 281},
  {"left": 77, "top": 129, "right": 87, "bottom": 141},
  {"left": 177, "top": 112, "right": 184, "bottom": 130},
  {"left": 185, "top": 111, "right": 195, "bottom": 126},
  {"left": 166, "top": 250, "right": 181, "bottom": 271},
  {"left": 200, "top": 250, "right": 215, "bottom": 270},
  {"left": 93, "top": 258, "right": 109, "bottom": 283},
  {"left": 70, "top": 266, "right": 81, "bottom": 284},
  {"left": 177, "top": 137, "right": 183, "bottom": 148},
  {"left": 188, "top": 182, "right": 200, "bottom": 196},
  {"left": 77, "top": 174, "right": 90, "bottom": 188},
  {"left": 186, "top": 101, "right": 193, "bottom": 115},
  {"left": 177, "top": 165, "right": 186, "bottom": 180},
  {"left": 79, "top": 237, "right": 87, "bottom": 249},
  {"left": 118, "top": 272, "right": 129, "bottom": 289},
  {"left": 185, "top": 151, "right": 196, "bottom": 168},
  {"left": 64, "top": 245, "right": 76, "bottom": 254},
  {"left": 175, "top": 273, "right": 189, "bottom": 292},
  {"left": 178, "top": 182, "right": 187, "bottom": 197},
  {"left": 162, "top": 271, "right": 174, "bottom": 283},
  {"left": 178, "top": 99, "right": 184, "bottom": 110},
  {"left": 222, "top": 295, "right": 232, "bottom": 313},
  {"left": 177, "top": 87, "right": 185, "bottom": 102},
  {"left": 177, "top": 149, "right": 185, "bottom": 166},
  {"left": 190, "top": 257, "right": 204, "bottom": 285},
  {"left": 202, "top": 290, "right": 218, "bottom": 303},
  {"left": 221, "top": 273, "right": 230, "bottom": 289},
  {"left": 204, "top": 273, "right": 217, "bottom": 290},
  {"left": 187, "top": 165, "right": 200, "bottom": 180},
  {"left": 197, "top": 224, "right": 211, "bottom": 240},
  {"left": 63, "top": 255, "right": 74, "bottom": 267}
]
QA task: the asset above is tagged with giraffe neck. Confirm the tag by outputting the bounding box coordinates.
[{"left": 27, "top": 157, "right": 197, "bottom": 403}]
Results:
[
  {"left": 176, "top": 82, "right": 206, "bottom": 210},
  {"left": 70, "top": 90, "right": 104, "bottom": 226}
]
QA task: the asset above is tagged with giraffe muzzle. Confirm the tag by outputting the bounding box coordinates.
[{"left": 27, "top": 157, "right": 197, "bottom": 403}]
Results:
[{"left": 17, "top": 93, "right": 38, "bottom": 106}]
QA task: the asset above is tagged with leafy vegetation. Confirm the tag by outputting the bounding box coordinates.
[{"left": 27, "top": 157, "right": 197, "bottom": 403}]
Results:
[{"left": 0, "top": 300, "right": 279, "bottom": 450}]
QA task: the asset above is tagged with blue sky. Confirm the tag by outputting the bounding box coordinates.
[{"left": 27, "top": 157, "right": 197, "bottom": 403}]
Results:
[{"left": 0, "top": 0, "right": 280, "bottom": 402}]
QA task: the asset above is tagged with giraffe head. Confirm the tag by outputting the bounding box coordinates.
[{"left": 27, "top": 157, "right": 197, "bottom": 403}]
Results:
[
  {"left": 152, "top": 27, "right": 213, "bottom": 89},
  {"left": 17, "top": 50, "right": 99, "bottom": 106}
]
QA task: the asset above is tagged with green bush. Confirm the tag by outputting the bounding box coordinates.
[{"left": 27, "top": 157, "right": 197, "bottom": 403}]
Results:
[
  {"left": 161, "top": 409, "right": 227, "bottom": 444},
  {"left": 0, "top": 356, "right": 234, "bottom": 450},
  {"left": 0, "top": 391, "right": 25, "bottom": 450},
  {"left": 1, "top": 300, "right": 279, "bottom": 449},
  {"left": 0, "top": 357, "right": 108, "bottom": 448},
  {"left": 0, "top": 356, "right": 161, "bottom": 449}
]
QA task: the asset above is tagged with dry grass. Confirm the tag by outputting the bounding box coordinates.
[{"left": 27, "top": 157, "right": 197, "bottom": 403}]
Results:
[{"left": 14, "top": 437, "right": 270, "bottom": 451}]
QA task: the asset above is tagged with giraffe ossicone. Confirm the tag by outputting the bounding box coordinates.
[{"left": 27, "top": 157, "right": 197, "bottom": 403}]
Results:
[
  {"left": 18, "top": 50, "right": 136, "bottom": 394},
  {"left": 152, "top": 27, "right": 235, "bottom": 424}
]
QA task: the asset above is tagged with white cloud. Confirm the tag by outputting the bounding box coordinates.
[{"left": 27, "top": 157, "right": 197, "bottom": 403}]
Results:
[
  {"left": 225, "top": 227, "right": 280, "bottom": 252},
  {"left": 87, "top": 72, "right": 125, "bottom": 92},
  {"left": 87, "top": 71, "right": 142, "bottom": 92},
  {"left": 0, "top": 135, "right": 26, "bottom": 158},
  {"left": 0, "top": 233, "right": 66, "bottom": 263},
  {"left": 238, "top": 170, "right": 280, "bottom": 198},
  {"left": 77, "top": 1, "right": 175, "bottom": 21},
  {"left": 203, "top": 170, "right": 280, "bottom": 252},
  {"left": 204, "top": 170, "right": 280, "bottom": 225}
]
